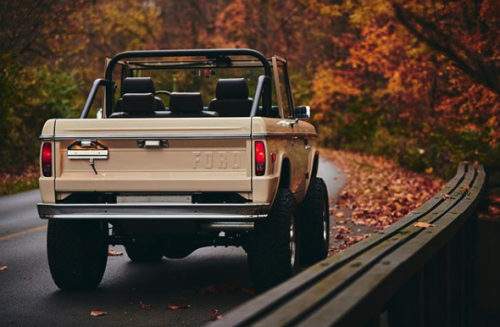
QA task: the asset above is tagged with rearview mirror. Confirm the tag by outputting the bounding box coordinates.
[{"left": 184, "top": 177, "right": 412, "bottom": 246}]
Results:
[{"left": 295, "top": 106, "right": 310, "bottom": 119}]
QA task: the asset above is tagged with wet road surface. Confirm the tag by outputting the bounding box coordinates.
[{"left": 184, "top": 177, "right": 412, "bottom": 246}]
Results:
[{"left": 0, "top": 157, "right": 345, "bottom": 326}]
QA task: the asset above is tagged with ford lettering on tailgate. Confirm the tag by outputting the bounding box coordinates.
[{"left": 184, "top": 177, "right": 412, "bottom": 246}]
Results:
[{"left": 193, "top": 151, "right": 242, "bottom": 169}]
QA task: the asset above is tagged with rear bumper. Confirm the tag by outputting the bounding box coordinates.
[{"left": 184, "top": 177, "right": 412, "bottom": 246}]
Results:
[{"left": 37, "top": 203, "right": 269, "bottom": 220}]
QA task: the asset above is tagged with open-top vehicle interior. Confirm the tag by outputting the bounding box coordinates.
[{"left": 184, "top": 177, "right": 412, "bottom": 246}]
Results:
[{"left": 81, "top": 49, "right": 309, "bottom": 120}]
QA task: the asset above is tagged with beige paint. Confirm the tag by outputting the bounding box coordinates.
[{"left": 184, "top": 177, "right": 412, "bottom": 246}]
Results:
[
  {"left": 39, "top": 120, "right": 56, "bottom": 203},
  {"left": 39, "top": 114, "right": 317, "bottom": 208},
  {"left": 251, "top": 117, "right": 317, "bottom": 205}
]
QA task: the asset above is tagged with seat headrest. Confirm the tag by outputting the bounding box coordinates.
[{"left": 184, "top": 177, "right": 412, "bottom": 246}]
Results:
[
  {"left": 122, "top": 77, "right": 156, "bottom": 95},
  {"left": 216, "top": 78, "right": 249, "bottom": 100},
  {"left": 169, "top": 92, "right": 204, "bottom": 113},
  {"left": 121, "top": 93, "right": 156, "bottom": 114}
]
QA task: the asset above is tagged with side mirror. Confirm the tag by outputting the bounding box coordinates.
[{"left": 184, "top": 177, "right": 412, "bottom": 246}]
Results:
[{"left": 295, "top": 106, "right": 310, "bottom": 119}]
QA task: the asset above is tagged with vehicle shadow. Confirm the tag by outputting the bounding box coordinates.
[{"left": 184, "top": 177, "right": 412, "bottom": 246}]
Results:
[{"left": 42, "top": 247, "right": 253, "bottom": 326}]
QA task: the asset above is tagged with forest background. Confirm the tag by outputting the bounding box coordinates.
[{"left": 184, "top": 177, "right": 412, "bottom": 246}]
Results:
[{"left": 0, "top": 0, "right": 498, "bottom": 192}]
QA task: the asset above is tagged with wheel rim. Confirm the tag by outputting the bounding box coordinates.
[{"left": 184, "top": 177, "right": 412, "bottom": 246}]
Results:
[
  {"left": 322, "top": 198, "right": 329, "bottom": 246},
  {"left": 290, "top": 213, "right": 297, "bottom": 268}
]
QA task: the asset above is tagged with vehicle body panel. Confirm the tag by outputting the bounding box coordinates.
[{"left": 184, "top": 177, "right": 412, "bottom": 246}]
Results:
[
  {"left": 37, "top": 49, "right": 319, "bottom": 229},
  {"left": 45, "top": 118, "right": 252, "bottom": 194}
]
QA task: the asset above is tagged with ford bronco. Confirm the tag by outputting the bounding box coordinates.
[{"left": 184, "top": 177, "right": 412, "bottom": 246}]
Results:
[{"left": 37, "top": 49, "right": 329, "bottom": 291}]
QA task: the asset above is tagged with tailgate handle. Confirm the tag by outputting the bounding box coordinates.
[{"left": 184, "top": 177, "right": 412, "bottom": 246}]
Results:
[{"left": 137, "top": 140, "right": 169, "bottom": 148}]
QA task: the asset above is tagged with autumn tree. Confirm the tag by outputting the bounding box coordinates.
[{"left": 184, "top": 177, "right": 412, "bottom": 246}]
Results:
[
  {"left": 1, "top": 0, "right": 498, "bottom": 178},
  {"left": 0, "top": 0, "right": 86, "bottom": 174},
  {"left": 309, "top": 0, "right": 499, "bottom": 176}
]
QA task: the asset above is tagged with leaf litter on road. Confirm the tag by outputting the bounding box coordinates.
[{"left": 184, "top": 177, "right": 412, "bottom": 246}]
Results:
[
  {"left": 322, "top": 149, "right": 444, "bottom": 255},
  {"left": 0, "top": 266, "right": 8, "bottom": 271}
]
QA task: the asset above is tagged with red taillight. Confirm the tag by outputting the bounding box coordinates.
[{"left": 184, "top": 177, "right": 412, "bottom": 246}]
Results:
[
  {"left": 41, "top": 143, "right": 52, "bottom": 177},
  {"left": 255, "top": 141, "right": 266, "bottom": 176}
]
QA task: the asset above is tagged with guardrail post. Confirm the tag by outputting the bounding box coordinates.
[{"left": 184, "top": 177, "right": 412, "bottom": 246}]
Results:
[
  {"left": 465, "top": 212, "right": 477, "bottom": 327},
  {"left": 387, "top": 273, "right": 423, "bottom": 327},
  {"left": 361, "top": 317, "right": 382, "bottom": 327},
  {"left": 424, "top": 245, "right": 448, "bottom": 327},
  {"left": 450, "top": 225, "right": 467, "bottom": 326}
]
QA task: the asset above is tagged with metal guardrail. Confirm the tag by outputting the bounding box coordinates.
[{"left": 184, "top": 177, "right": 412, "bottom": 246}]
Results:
[{"left": 212, "top": 163, "right": 486, "bottom": 327}]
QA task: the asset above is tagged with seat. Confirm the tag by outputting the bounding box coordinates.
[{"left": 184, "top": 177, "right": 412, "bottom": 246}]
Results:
[
  {"left": 169, "top": 92, "right": 218, "bottom": 117},
  {"left": 113, "top": 77, "right": 165, "bottom": 113},
  {"left": 208, "top": 78, "right": 253, "bottom": 117},
  {"left": 109, "top": 93, "right": 158, "bottom": 118}
]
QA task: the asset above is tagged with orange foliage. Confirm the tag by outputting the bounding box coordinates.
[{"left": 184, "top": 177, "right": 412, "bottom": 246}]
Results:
[
  {"left": 0, "top": 0, "right": 498, "bottom": 177},
  {"left": 310, "top": 0, "right": 499, "bottom": 175}
]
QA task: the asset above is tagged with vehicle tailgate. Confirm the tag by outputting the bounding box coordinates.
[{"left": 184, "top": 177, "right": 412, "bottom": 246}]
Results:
[{"left": 51, "top": 118, "right": 252, "bottom": 193}]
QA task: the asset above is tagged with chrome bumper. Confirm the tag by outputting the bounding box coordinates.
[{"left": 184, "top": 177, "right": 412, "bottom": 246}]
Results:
[{"left": 37, "top": 203, "right": 269, "bottom": 220}]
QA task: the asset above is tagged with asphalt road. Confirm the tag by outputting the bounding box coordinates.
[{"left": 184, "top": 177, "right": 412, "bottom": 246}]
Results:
[{"left": 0, "top": 157, "right": 345, "bottom": 327}]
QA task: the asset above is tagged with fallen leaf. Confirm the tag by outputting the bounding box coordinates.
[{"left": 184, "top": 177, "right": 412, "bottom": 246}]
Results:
[
  {"left": 441, "top": 193, "right": 455, "bottom": 199},
  {"left": 139, "top": 301, "right": 153, "bottom": 310},
  {"left": 108, "top": 249, "right": 123, "bottom": 256},
  {"left": 0, "top": 266, "right": 8, "bottom": 271},
  {"left": 167, "top": 304, "right": 191, "bottom": 310},
  {"left": 336, "top": 226, "right": 351, "bottom": 234},
  {"left": 22, "top": 276, "right": 32, "bottom": 280},
  {"left": 414, "top": 222, "right": 435, "bottom": 228},
  {"left": 335, "top": 212, "right": 344, "bottom": 218},
  {"left": 211, "top": 309, "right": 223, "bottom": 320},
  {"left": 90, "top": 311, "right": 107, "bottom": 317},
  {"left": 462, "top": 185, "right": 470, "bottom": 194},
  {"left": 167, "top": 305, "right": 180, "bottom": 310},
  {"left": 345, "top": 234, "right": 370, "bottom": 245}
]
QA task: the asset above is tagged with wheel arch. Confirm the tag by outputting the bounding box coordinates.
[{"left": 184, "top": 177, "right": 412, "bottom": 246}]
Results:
[
  {"left": 311, "top": 152, "right": 320, "bottom": 179},
  {"left": 278, "top": 157, "right": 291, "bottom": 189}
]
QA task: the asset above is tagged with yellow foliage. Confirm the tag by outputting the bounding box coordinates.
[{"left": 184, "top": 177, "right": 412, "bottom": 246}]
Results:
[{"left": 312, "top": 67, "right": 361, "bottom": 111}]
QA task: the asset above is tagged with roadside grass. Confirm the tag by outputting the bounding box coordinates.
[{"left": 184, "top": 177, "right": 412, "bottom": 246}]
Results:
[{"left": 0, "top": 168, "right": 39, "bottom": 196}]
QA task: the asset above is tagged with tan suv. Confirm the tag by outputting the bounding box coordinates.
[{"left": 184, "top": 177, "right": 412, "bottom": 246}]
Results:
[{"left": 37, "top": 49, "right": 329, "bottom": 291}]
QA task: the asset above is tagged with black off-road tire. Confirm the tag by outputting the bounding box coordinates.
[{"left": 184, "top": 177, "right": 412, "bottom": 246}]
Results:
[
  {"left": 47, "top": 220, "right": 108, "bottom": 291},
  {"left": 125, "top": 243, "right": 163, "bottom": 262},
  {"left": 247, "top": 189, "right": 300, "bottom": 292},
  {"left": 299, "top": 177, "right": 330, "bottom": 265}
]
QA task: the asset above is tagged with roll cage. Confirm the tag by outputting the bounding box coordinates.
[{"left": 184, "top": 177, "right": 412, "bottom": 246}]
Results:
[{"left": 81, "top": 49, "right": 276, "bottom": 119}]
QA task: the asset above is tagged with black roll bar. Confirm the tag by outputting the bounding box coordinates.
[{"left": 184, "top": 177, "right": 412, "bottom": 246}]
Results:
[
  {"left": 80, "top": 79, "right": 114, "bottom": 119},
  {"left": 103, "top": 49, "right": 273, "bottom": 117},
  {"left": 250, "top": 75, "right": 271, "bottom": 117}
]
